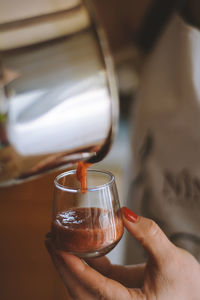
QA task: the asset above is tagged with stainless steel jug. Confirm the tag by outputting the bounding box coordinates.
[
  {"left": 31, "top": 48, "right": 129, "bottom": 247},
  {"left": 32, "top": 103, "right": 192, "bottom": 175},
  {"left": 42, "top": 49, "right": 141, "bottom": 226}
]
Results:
[{"left": 0, "top": 0, "right": 118, "bottom": 186}]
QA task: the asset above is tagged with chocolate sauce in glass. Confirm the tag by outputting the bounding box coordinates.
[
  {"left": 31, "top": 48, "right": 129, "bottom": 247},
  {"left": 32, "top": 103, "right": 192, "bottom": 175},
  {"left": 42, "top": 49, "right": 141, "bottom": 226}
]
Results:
[{"left": 51, "top": 207, "right": 124, "bottom": 257}]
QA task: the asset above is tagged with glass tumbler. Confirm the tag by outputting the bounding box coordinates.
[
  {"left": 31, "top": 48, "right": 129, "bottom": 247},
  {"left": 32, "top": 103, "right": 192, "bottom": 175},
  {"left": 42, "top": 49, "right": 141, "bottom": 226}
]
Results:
[{"left": 51, "top": 169, "right": 124, "bottom": 258}]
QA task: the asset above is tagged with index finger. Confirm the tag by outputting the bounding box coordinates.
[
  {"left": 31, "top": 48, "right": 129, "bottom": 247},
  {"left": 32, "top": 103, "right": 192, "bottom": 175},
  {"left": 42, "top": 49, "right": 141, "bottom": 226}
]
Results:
[
  {"left": 56, "top": 250, "right": 133, "bottom": 300},
  {"left": 86, "top": 256, "right": 145, "bottom": 288}
]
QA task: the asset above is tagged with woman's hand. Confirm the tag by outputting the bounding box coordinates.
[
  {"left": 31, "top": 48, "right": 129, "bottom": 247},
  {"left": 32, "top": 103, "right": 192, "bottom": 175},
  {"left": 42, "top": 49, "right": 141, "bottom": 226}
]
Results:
[{"left": 45, "top": 207, "right": 200, "bottom": 300}]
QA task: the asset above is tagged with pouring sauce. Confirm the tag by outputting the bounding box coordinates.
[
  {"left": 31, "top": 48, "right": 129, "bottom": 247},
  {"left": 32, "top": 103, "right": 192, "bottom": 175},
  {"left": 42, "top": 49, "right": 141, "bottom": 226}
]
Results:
[{"left": 76, "top": 161, "right": 91, "bottom": 193}]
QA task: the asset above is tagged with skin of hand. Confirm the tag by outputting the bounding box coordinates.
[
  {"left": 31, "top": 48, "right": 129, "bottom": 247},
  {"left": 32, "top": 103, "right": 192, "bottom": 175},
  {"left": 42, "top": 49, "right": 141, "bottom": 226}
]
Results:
[{"left": 45, "top": 207, "right": 200, "bottom": 300}]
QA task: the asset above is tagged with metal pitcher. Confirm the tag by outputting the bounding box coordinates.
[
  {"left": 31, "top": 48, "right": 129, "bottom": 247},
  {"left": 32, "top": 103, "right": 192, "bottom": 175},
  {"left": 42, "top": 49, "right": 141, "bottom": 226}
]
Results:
[{"left": 0, "top": 0, "right": 118, "bottom": 186}]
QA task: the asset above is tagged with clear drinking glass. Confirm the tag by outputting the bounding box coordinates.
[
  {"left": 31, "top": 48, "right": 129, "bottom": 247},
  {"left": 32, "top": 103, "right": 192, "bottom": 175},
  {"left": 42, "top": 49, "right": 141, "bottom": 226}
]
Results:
[{"left": 51, "top": 169, "right": 124, "bottom": 258}]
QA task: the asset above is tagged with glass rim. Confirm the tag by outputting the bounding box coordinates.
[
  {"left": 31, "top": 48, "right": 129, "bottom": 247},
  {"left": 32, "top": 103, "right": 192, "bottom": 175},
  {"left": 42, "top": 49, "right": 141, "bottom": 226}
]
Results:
[{"left": 54, "top": 169, "right": 115, "bottom": 193}]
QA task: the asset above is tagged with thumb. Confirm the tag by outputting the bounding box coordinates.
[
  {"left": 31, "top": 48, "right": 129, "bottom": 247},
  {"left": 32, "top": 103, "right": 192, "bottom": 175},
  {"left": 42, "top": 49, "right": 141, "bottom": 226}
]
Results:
[{"left": 122, "top": 207, "right": 175, "bottom": 263}]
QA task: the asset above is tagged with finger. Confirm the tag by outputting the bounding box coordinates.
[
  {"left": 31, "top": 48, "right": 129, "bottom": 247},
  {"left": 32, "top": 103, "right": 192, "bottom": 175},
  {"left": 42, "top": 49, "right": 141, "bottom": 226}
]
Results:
[
  {"left": 122, "top": 207, "right": 176, "bottom": 264},
  {"left": 86, "top": 256, "right": 145, "bottom": 288},
  {"left": 45, "top": 239, "right": 146, "bottom": 300},
  {"left": 45, "top": 239, "right": 92, "bottom": 300},
  {"left": 54, "top": 248, "right": 145, "bottom": 300}
]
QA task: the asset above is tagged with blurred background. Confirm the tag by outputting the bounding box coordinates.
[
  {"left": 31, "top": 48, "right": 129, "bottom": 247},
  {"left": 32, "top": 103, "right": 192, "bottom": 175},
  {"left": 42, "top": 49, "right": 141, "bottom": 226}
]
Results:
[{"left": 0, "top": 0, "right": 197, "bottom": 299}]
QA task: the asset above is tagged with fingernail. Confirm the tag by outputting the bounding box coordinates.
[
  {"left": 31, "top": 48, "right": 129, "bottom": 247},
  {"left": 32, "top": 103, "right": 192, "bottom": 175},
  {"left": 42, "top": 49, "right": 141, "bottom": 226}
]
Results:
[{"left": 122, "top": 207, "right": 138, "bottom": 223}]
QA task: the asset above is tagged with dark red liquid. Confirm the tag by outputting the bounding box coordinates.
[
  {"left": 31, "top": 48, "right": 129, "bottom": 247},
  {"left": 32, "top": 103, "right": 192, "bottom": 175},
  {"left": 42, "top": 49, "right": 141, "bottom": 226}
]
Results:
[{"left": 51, "top": 207, "right": 124, "bottom": 257}]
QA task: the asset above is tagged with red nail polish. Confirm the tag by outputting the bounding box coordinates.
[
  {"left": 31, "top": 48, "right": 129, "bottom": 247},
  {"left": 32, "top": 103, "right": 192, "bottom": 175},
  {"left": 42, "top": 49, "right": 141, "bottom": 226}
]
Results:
[{"left": 122, "top": 207, "right": 138, "bottom": 223}]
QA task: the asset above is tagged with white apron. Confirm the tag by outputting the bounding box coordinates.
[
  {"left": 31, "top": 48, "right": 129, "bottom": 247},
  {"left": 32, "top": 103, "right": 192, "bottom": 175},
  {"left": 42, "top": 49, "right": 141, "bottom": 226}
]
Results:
[{"left": 127, "top": 14, "right": 200, "bottom": 263}]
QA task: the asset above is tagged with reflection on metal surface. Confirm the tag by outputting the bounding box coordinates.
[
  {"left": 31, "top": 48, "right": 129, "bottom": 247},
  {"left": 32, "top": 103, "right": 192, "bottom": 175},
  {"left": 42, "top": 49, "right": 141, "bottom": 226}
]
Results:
[{"left": 0, "top": 0, "right": 118, "bottom": 186}]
